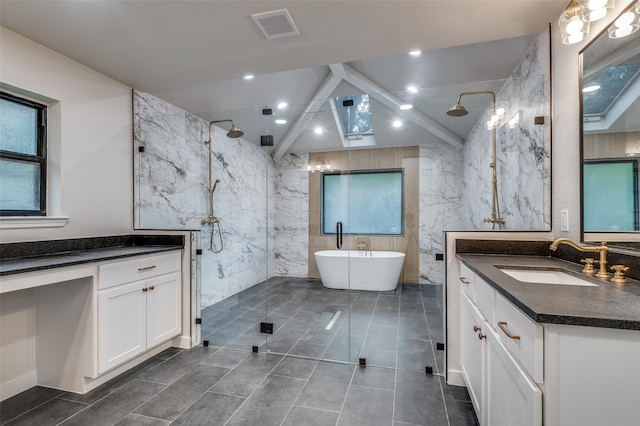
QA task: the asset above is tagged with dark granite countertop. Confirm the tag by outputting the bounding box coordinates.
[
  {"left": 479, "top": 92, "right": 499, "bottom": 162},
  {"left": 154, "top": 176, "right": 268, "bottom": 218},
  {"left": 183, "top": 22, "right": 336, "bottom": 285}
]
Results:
[
  {"left": 457, "top": 253, "right": 640, "bottom": 330},
  {"left": 0, "top": 235, "right": 184, "bottom": 277}
]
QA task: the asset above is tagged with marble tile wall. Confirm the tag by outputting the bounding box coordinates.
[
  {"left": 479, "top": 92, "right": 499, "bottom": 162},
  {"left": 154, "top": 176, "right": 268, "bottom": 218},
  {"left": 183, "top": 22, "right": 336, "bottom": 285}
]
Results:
[
  {"left": 419, "top": 144, "right": 465, "bottom": 283},
  {"left": 462, "top": 30, "right": 551, "bottom": 230},
  {"left": 272, "top": 153, "right": 309, "bottom": 277},
  {"left": 134, "top": 91, "right": 275, "bottom": 308}
]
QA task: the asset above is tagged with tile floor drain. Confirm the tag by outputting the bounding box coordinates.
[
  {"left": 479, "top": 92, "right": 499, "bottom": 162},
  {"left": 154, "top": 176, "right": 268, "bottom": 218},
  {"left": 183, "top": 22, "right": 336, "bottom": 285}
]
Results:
[{"left": 325, "top": 310, "right": 342, "bottom": 330}]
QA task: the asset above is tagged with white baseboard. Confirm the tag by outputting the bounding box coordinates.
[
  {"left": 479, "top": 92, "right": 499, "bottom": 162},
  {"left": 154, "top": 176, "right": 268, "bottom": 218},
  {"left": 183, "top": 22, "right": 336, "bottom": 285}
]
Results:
[
  {"left": 447, "top": 369, "right": 466, "bottom": 386},
  {"left": 0, "top": 370, "right": 37, "bottom": 402},
  {"left": 171, "top": 335, "right": 192, "bottom": 349}
]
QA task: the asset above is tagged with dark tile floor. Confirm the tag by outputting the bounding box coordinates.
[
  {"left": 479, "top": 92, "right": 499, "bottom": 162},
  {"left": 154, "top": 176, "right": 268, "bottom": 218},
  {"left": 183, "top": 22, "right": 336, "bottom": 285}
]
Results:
[{"left": 0, "top": 278, "right": 478, "bottom": 426}]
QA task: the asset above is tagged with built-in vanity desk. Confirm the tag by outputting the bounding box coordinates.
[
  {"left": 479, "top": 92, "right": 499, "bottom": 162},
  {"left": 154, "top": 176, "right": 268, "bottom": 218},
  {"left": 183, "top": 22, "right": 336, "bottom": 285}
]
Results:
[
  {"left": 456, "top": 251, "right": 640, "bottom": 426},
  {"left": 0, "top": 235, "right": 184, "bottom": 401}
]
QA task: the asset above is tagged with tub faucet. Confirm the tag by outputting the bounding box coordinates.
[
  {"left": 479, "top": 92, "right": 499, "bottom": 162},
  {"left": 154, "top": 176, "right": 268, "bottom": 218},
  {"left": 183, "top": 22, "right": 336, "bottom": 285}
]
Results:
[
  {"left": 549, "top": 238, "right": 611, "bottom": 280},
  {"left": 355, "top": 236, "right": 371, "bottom": 256}
]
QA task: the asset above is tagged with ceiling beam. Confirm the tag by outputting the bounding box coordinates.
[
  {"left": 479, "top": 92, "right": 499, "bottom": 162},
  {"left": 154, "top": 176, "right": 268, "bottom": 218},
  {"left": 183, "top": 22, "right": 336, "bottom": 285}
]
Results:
[
  {"left": 272, "top": 68, "right": 342, "bottom": 161},
  {"left": 339, "top": 63, "right": 465, "bottom": 148}
]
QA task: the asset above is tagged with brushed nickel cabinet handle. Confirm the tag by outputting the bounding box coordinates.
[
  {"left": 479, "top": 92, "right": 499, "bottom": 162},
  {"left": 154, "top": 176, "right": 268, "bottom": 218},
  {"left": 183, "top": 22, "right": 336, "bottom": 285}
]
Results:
[
  {"left": 138, "top": 265, "right": 157, "bottom": 272},
  {"left": 498, "top": 321, "right": 520, "bottom": 340},
  {"left": 460, "top": 277, "right": 470, "bottom": 284}
]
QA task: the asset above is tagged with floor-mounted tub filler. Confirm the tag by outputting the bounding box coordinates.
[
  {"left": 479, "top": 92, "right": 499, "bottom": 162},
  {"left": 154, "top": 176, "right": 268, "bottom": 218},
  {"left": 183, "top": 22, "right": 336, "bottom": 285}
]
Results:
[{"left": 314, "top": 250, "right": 405, "bottom": 291}]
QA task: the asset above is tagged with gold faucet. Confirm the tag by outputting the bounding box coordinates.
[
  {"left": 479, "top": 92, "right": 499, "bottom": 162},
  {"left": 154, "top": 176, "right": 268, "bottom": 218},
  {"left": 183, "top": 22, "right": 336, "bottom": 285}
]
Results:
[
  {"left": 355, "top": 236, "right": 371, "bottom": 256},
  {"left": 550, "top": 238, "right": 611, "bottom": 280}
]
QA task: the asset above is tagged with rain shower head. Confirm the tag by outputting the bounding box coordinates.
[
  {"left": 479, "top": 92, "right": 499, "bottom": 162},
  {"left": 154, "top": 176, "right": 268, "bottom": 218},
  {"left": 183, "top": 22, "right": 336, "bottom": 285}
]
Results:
[
  {"left": 226, "top": 124, "right": 244, "bottom": 139},
  {"left": 209, "top": 119, "right": 244, "bottom": 139},
  {"left": 446, "top": 103, "right": 468, "bottom": 117}
]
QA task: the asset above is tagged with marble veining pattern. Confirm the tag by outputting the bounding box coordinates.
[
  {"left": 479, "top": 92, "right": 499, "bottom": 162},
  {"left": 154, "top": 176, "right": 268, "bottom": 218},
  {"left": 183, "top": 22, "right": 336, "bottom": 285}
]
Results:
[
  {"left": 462, "top": 31, "right": 551, "bottom": 231},
  {"left": 273, "top": 153, "right": 309, "bottom": 277},
  {"left": 419, "top": 144, "right": 465, "bottom": 284},
  {"left": 134, "top": 90, "right": 275, "bottom": 308}
]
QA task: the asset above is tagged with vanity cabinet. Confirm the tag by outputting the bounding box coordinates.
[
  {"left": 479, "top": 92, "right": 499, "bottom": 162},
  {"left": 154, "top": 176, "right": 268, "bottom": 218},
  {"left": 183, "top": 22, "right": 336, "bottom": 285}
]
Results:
[
  {"left": 460, "top": 291, "right": 486, "bottom": 422},
  {"left": 459, "top": 265, "right": 542, "bottom": 426},
  {"left": 97, "top": 252, "right": 181, "bottom": 374}
]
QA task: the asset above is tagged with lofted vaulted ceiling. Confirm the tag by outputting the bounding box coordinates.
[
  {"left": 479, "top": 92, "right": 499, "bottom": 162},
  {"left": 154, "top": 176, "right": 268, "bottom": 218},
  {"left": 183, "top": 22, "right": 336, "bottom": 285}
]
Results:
[{"left": 0, "top": 0, "right": 567, "bottom": 157}]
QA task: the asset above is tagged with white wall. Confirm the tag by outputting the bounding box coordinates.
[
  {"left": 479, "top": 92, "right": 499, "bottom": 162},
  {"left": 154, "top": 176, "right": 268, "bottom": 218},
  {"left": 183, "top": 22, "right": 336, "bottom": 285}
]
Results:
[
  {"left": 0, "top": 27, "right": 133, "bottom": 243},
  {"left": 551, "top": 2, "right": 630, "bottom": 240}
]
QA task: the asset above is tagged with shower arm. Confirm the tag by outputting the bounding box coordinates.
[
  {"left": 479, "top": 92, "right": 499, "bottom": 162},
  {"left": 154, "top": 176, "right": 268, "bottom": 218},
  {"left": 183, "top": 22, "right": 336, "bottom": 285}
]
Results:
[{"left": 457, "top": 92, "right": 505, "bottom": 229}]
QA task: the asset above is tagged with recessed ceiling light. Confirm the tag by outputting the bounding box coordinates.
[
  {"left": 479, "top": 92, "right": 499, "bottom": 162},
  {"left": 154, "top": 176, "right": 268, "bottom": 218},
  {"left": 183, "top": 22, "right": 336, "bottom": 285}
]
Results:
[
  {"left": 314, "top": 126, "right": 324, "bottom": 135},
  {"left": 277, "top": 102, "right": 288, "bottom": 109},
  {"left": 583, "top": 85, "right": 600, "bottom": 93},
  {"left": 409, "top": 49, "right": 422, "bottom": 57},
  {"left": 399, "top": 104, "right": 413, "bottom": 110},
  {"left": 407, "top": 85, "right": 418, "bottom": 93},
  {"left": 274, "top": 119, "right": 287, "bottom": 124},
  {"left": 243, "top": 74, "right": 254, "bottom": 80},
  {"left": 392, "top": 120, "right": 402, "bottom": 128}
]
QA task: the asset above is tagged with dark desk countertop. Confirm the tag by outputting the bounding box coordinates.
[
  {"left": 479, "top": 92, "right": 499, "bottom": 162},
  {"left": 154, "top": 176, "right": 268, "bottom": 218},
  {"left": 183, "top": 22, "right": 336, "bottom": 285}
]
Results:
[
  {"left": 457, "top": 254, "right": 640, "bottom": 330},
  {"left": 0, "top": 235, "right": 184, "bottom": 277}
]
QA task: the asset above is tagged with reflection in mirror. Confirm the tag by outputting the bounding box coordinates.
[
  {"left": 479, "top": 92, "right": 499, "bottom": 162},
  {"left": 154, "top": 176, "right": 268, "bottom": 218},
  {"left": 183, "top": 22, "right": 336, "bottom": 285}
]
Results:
[{"left": 581, "top": 0, "right": 640, "bottom": 249}]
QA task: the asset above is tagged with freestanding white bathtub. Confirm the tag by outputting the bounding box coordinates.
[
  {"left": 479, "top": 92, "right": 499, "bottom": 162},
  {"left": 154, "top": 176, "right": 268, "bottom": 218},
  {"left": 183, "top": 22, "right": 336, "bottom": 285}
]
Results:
[{"left": 314, "top": 250, "right": 405, "bottom": 291}]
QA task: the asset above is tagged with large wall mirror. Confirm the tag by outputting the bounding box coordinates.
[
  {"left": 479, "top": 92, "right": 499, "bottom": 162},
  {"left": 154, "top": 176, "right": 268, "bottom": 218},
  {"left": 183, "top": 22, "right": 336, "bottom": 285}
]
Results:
[{"left": 581, "top": 0, "right": 640, "bottom": 250}]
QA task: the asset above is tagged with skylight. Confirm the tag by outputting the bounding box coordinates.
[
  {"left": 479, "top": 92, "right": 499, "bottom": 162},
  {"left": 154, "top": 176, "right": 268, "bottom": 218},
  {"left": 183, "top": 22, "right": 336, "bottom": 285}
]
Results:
[
  {"left": 335, "top": 94, "right": 374, "bottom": 136},
  {"left": 583, "top": 63, "right": 640, "bottom": 118}
]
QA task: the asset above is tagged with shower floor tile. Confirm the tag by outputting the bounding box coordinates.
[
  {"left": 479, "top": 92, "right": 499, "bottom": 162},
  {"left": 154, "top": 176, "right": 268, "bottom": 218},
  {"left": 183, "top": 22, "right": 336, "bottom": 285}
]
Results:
[{"left": 3, "top": 279, "right": 478, "bottom": 426}]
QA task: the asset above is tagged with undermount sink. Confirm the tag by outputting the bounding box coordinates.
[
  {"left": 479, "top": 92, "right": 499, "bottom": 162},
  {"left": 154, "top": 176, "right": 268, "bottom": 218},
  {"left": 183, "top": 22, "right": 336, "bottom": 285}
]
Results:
[{"left": 499, "top": 268, "right": 598, "bottom": 287}]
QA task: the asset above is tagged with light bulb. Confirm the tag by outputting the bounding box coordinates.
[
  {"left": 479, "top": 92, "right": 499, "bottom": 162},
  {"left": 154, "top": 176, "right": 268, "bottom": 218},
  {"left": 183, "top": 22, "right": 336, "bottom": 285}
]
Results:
[
  {"left": 566, "top": 15, "right": 584, "bottom": 34},
  {"left": 392, "top": 120, "right": 402, "bottom": 127},
  {"left": 613, "top": 24, "right": 637, "bottom": 38},
  {"left": 399, "top": 104, "right": 413, "bottom": 110},
  {"left": 587, "top": 0, "right": 607, "bottom": 10},
  {"left": 409, "top": 50, "right": 422, "bottom": 57},
  {"left": 615, "top": 11, "right": 635, "bottom": 27},
  {"left": 568, "top": 32, "right": 586, "bottom": 44},
  {"left": 406, "top": 85, "right": 418, "bottom": 93},
  {"left": 314, "top": 127, "right": 324, "bottom": 135},
  {"left": 274, "top": 119, "right": 287, "bottom": 124},
  {"left": 495, "top": 107, "right": 506, "bottom": 117},
  {"left": 277, "top": 102, "right": 287, "bottom": 109},
  {"left": 586, "top": 7, "right": 607, "bottom": 21}
]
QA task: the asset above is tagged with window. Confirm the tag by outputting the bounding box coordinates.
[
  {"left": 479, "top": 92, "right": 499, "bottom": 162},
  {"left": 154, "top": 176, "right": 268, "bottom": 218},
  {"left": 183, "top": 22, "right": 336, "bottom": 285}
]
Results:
[
  {"left": 583, "top": 159, "right": 639, "bottom": 231},
  {"left": 322, "top": 169, "right": 403, "bottom": 235},
  {"left": 335, "top": 94, "right": 374, "bottom": 136},
  {"left": 0, "top": 91, "right": 47, "bottom": 216}
]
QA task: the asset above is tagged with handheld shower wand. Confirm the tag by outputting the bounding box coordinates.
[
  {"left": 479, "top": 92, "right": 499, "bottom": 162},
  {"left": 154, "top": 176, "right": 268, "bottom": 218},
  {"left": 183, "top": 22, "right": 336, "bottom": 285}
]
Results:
[{"left": 202, "top": 120, "right": 244, "bottom": 253}]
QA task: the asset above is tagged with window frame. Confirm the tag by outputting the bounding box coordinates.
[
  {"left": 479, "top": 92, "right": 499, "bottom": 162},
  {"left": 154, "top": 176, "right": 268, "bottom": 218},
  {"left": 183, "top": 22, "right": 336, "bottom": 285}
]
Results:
[
  {"left": 0, "top": 91, "right": 47, "bottom": 216},
  {"left": 321, "top": 168, "right": 404, "bottom": 236}
]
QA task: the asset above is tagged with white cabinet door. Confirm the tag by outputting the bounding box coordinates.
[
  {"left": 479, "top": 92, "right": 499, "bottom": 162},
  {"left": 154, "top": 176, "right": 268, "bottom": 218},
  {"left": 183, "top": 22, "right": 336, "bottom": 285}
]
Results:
[
  {"left": 146, "top": 272, "right": 181, "bottom": 348},
  {"left": 486, "top": 326, "right": 542, "bottom": 426},
  {"left": 98, "top": 280, "right": 146, "bottom": 374},
  {"left": 460, "top": 292, "right": 486, "bottom": 423}
]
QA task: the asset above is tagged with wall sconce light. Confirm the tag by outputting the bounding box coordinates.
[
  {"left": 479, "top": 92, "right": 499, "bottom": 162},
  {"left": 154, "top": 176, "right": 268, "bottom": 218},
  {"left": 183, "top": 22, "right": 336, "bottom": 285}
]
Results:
[
  {"left": 578, "top": 0, "right": 615, "bottom": 22},
  {"left": 609, "top": 2, "right": 639, "bottom": 38},
  {"left": 559, "top": 0, "right": 591, "bottom": 44},
  {"left": 307, "top": 160, "right": 331, "bottom": 172}
]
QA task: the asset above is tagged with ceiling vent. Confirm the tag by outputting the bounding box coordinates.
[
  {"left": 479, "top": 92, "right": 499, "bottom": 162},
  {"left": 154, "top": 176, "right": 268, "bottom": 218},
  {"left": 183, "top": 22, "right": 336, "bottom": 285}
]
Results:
[{"left": 251, "top": 9, "right": 299, "bottom": 40}]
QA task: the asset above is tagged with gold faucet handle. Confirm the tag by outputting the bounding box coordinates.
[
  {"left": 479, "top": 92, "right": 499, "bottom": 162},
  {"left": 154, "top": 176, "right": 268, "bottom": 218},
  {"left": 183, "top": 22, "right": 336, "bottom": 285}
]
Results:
[
  {"left": 580, "top": 258, "right": 597, "bottom": 275},
  {"left": 610, "top": 265, "right": 629, "bottom": 284}
]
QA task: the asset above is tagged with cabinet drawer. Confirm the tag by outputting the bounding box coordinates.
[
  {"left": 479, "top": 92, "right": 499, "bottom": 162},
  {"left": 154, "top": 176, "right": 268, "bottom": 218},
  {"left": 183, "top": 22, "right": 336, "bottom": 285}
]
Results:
[
  {"left": 99, "top": 251, "right": 181, "bottom": 290},
  {"left": 459, "top": 262, "right": 475, "bottom": 299},
  {"left": 494, "top": 293, "right": 543, "bottom": 383},
  {"left": 475, "top": 277, "right": 494, "bottom": 326}
]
